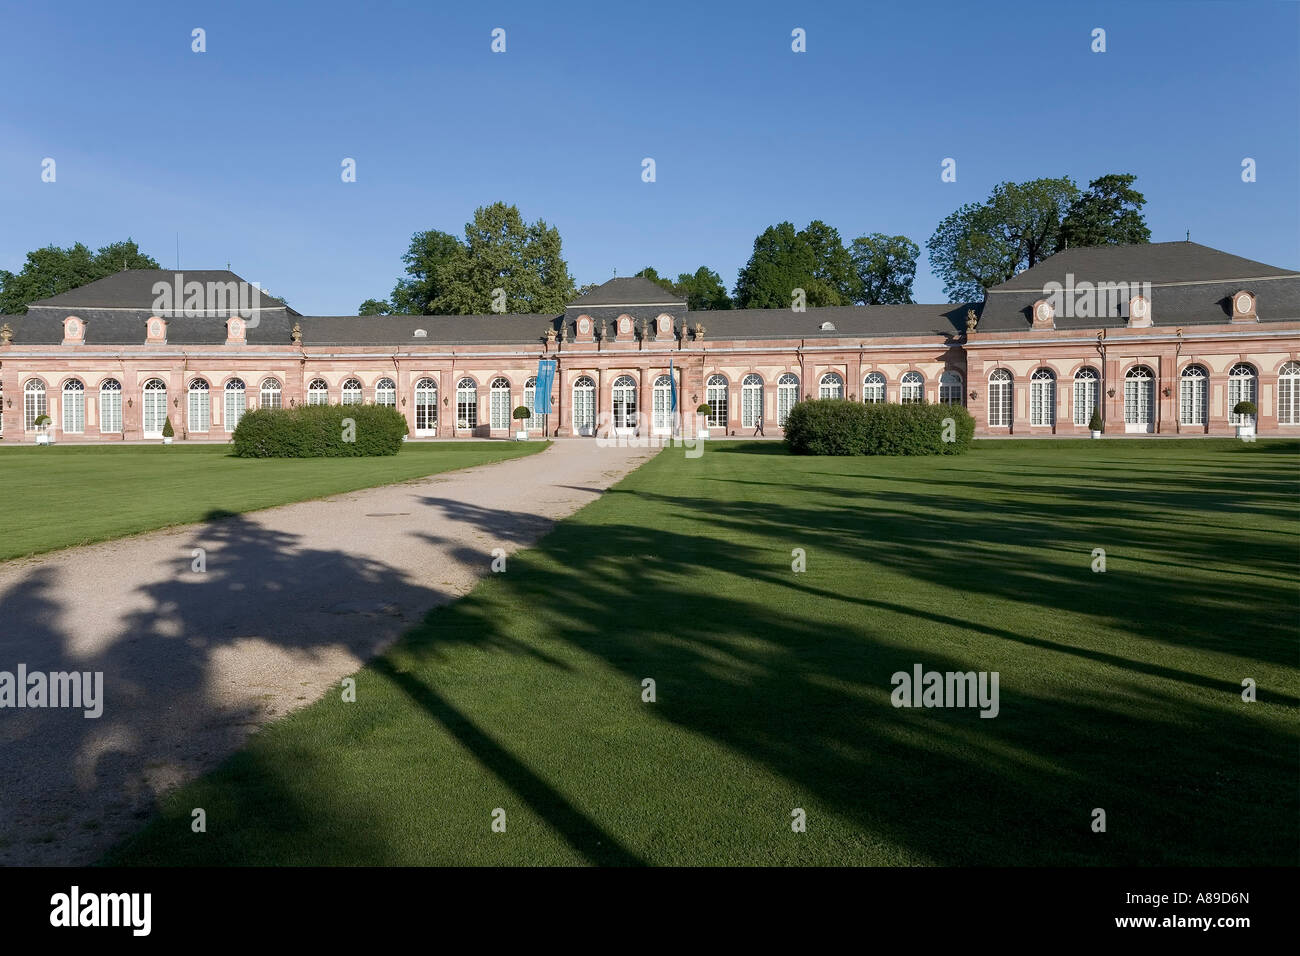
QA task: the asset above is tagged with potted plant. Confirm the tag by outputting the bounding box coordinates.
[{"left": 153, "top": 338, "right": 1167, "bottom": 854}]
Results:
[
  {"left": 1088, "top": 407, "right": 1103, "bottom": 439},
  {"left": 162, "top": 416, "right": 175, "bottom": 444},
  {"left": 1233, "top": 400, "right": 1257, "bottom": 439},
  {"left": 696, "top": 403, "right": 712, "bottom": 440},
  {"left": 512, "top": 405, "right": 531, "bottom": 441},
  {"left": 33, "top": 413, "right": 53, "bottom": 445}
]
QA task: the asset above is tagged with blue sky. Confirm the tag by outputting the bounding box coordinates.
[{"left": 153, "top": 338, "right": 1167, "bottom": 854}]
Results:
[{"left": 1, "top": 0, "right": 1296, "bottom": 313}]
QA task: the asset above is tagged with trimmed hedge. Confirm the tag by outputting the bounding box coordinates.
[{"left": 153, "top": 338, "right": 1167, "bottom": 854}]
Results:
[
  {"left": 782, "top": 399, "right": 975, "bottom": 456},
  {"left": 232, "top": 404, "right": 408, "bottom": 458}
]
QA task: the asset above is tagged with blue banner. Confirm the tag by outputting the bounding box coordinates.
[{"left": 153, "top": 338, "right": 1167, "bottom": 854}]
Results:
[
  {"left": 669, "top": 358, "right": 677, "bottom": 412},
  {"left": 535, "top": 359, "right": 556, "bottom": 414}
]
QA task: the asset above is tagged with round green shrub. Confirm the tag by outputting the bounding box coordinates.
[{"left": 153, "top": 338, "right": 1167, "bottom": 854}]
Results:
[
  {"left": 232, "top": 404, "right": 407, "bottom": 457},
  {"left": 783, "top": 399, "right": 975, "bottom": 456},
  {"left": 512, "top": 406, "right": 531, "bottom": 421},
  {"left": 696, "top": 403, "right": 711, "bottom": 414},
  {"left": 1232, "top": 400, "right": 1257, "bottom": 416}
]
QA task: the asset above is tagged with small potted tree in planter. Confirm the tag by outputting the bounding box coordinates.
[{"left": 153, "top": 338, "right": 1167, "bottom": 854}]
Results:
[
  {"left": 162, "top": 415, "right": 175, "bottom": 445},
  {"left": 1088, "top": 407, "right": 1103, "bottom": 439},
  {"left": 696, "top": 403, "right": 711, "bottom": 440},
  {"left": 1233, "top": 400, "right": 1257, "bottom": 439},
  {"left": 512, "top": 405, "right": 531, "bottom": 441},
  {"left": 33, "top": 413, "right": 53, "bottom": 445}
]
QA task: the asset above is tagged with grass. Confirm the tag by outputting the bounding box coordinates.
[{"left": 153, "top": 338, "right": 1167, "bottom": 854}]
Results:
[
  {"left": 103, "top": 438, "right": 1299, "bottom": 866},
  {"left": 0, "top": 440, "right": 546, "bottom": 562}
]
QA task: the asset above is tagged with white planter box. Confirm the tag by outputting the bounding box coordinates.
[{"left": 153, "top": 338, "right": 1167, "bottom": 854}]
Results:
[
  {"left": 1090, "top": 430, "right": 1101, "bottom": 439},
  {"left": 696, "top": 429, "right": 710, "bottom": 440},
  {"left": 163, "top": 437, "right": 173, "bottom": 444},
  {"left": 34, "top": 432, "right": 53, "bottom": 445},
  {"left": 1236, "top": 424, "right": 1255, "bottom": 439},
  {"left": 515, "top": 430, "right": 528, "bottom": 441}
]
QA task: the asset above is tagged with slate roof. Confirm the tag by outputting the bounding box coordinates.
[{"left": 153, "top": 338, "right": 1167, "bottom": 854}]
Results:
[
  {"left": 0, "top": 308, "right": 298, "bottom": 346},
  {"left": 978, "top": 242, "right": 1300, "bottom": 332},
  {"left": 300, "top": 314, "right": 563, "bottom": 347},
  {"left": 567, "top": 276, "right": 685, "bottom": 307},
  {"left": 25, "top": 269, "right": 293, "bottom": 312}
]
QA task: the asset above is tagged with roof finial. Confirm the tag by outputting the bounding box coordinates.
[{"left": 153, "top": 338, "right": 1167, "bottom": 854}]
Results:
[
  {"left": 613, "top": 267, "right": 617, "bottom": 277},
  {"left": 1186, "top": 230, "right": 1190, "bottom": 242}
]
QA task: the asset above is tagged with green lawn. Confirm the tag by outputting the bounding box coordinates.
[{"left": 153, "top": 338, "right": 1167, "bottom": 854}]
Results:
[
  {"left": 0, "top": 441, "right": 546, "bottom": 562},
  {"left": 104, "top": 439, "right": 1299, "bottom": 866}
]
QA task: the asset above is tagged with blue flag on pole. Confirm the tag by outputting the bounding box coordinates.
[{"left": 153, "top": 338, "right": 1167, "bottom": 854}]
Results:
[
  {"left": 535, "top": 359, "right": 556, "bottom": 414},
  {"left": 669, "top": 358, "right": 677, "bottom": 412}
]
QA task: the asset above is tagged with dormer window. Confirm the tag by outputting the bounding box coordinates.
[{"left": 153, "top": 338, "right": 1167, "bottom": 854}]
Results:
[
  {"left": 413, "top": 328, "right": 428, "bottom": 338},
  {"left": 819, "top": 321, "right": 837, "bottom": 332},
  {"left": 146, "top": 317, "right": 168, "bottom": 344},
  {"left": 225, "top": 316, "right": 245, "bottom": 345},
  {"left": 62, "top": 316, "right": 85, "bottom": 344},
  {"left": 1231, "top": 290, "right": 1257, "bottom": 322}
]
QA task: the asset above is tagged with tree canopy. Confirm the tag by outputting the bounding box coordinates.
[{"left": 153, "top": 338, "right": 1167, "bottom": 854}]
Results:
[
  {"left": 926, "top": 178, "right": 1079, "bottom": 301},
  {"left": 1059, "top": 173, "right": 1151, "bottom": 249},
  {"left": 733, "top": 221, "right": 859, "bottom": 309},
  {"left": 0, "top": 239, "right": 160, "bottom": 313},
  {"left": 634, "top": 266, "right": 733, "bottom": 310},
  {"left": 849, "top": 233, "right": 920, "bottom": 304}
]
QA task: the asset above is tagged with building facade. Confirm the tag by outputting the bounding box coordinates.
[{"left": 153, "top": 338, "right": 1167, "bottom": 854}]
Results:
[{"left": 1, "top": 242, "right": 1297, "bottom": 443}]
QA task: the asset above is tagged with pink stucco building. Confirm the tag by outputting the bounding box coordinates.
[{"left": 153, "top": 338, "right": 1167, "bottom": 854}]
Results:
[{"left": 2, "top": 241, "right": 1296, "bottom": 442}]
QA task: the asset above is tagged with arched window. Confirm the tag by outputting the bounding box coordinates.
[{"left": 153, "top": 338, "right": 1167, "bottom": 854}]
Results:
[
  {"left": 307, "top": 379, "right": 329, "bottom": 405},
  {"left": 652, "top": 374, "right": 673, "bottom": 433},
  {"left": 901, "top": 370, "right": 924, "bottom": 405},
  {"left": 819, "top": 372, "right": 844, "bottom": 399},
  {"left": 939, "top": 370, "right": 963, "bottom": 406},
  {"left": 62, "top": 379, "right": 85, "bottom": 434},
  {"left": 456, "top": 377, "right": 478, "bottom": 429},
  {"left": 741, "top": 373, "right": 763, "bottom": 427},
  {"left": 1179, "top": 365, "right": 1208, "bottom": 426},
  {"left": 706, "top": 374, "right": 727, "bottom": 427},
  {"left": 1279, "top": 361, "right": 1300, "bottom": 426},
  {"left": 522, "top": 376, "right": 541, "bottom": 431},
  {"left": 260, "top": 378, "right": 282, "bottom": 410},
  {"left": 1228, "top": 363, "right": 1257, "bottom": 424},
  {"left": 1030, "top": 368, "right": 1056, "bottom": 426},
  {"left": 612, "top": 375, "right": 638, "bottom": 429},
  {"left": 224, "top": 379, "right": 246, "bottom": 433},
  {"left": 777, "top": 373, "right": 799, "bottom": 425},
  {"left": 341, "top": 378, "right": 363, "bottom": 406},
  {"left": 188, "top": 379, "right": 211, "bottom": 432},
  {"left": 988, "top": 369, "right": 1012, "bottom": 427},
  {"left": 99, "top": 380, "right": 122, "bottom": 434},
  {"left": 863, "top": 371, "right": 886, "bottom": 404},
  {"left": 489, "top": 377, "right": 511, "bottom": 430},
  {"left": 24, "top": 379, "right": 47, "bottom": 431},
  {"left": 414, "top": 377, "right": 438, "bottom": 433},
  {"left": 142, "top": 378, "right": 168, "bottom": 437},
  {"left": 1072, "top": 368, "right": 1099, "bottom": 425},
  {"left": 1124, "top": 365, "right": 1154, "bottom": 429},
  {"left": 375, "top": 378, "right": 396, "bottom": 408},
  {"left": 572, "top": 375, "right": 595, "bottom": 434}
]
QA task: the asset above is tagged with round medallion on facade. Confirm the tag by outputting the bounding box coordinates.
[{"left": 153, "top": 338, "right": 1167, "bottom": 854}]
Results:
[
  {"left": 1236, "top": 293, "right": 1252, "bottom": 314},
  {"left": 1132, "top": 297, "right": 1147, "bottom": 317},
  {"left": 1035, "top": 303, "right": 1052, "bottom": 322}
]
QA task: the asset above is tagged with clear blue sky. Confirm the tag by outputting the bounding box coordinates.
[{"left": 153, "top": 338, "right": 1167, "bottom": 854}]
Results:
[{"left": 2, "top": 0, "right": 1296, "bottom": 313}]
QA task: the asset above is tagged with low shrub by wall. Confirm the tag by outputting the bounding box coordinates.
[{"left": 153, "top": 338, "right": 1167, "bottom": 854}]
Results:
[
  {"left": 232, "top": 404, "right": 408, "bottom": 458},
  {"left": 782, "top": 399, "right": 974, "bottom": 456}
]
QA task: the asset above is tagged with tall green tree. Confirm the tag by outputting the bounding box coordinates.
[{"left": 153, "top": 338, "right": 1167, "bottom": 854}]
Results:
[
  {"left": 849, "top": 233, "right": 920, "bottom": 304},
  {"left": 387, "top": 230, "right": 463, "bottom": 314},
  {"left": 734, "top": 221, "right": 857, "bottom": 309},
  {"left": 357, "top": 298, "right": 392, "bottom": 315},
  {"left": 1058, "top": 173, "right": 1151, "bottom": 249},
  {"left": 634, "top": 266, "right": 732, "bottom": 310},
  {"left": 0, "top": 239, "right": 160, "bottom": 313},
  {"left": 431, "top": 203, "right": 576, "bottom": 314},
  {"left": 927, "top": 177, "right": 1078, "bottom": 301}
]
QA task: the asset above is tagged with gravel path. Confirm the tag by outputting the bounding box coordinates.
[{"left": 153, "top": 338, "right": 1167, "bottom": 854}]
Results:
[{"left": 0, "top": 440, "right": 657, "bottom": 865}]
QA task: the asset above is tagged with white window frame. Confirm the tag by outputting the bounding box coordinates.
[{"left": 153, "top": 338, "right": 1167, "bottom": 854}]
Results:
[
  {"left": 1029, "top": 368, "right": 1055, "bottom": 426},
  {"left": 741, "top": 374, "right": 762, "bottom": 427},
  {"left": 1227, "top": 363, "right": 1257, "bottom": 425},
  {"left": 612, "top": 375, "right": 638, "bottom": 430},
  {"left": 1278, "top": 362, "right": 1300, "bottom": 426},
  {"left": 939, "top": 370, "right": 963, "bottom": 406},
  {"left": 260, "top": 378, "right": 282, "bottom": 410},
  {"left": 1124, "top": 366, "right": 1154, "bottom": 430},
  {"left": 24, "top": 379, "right": 47, "bottom": 430},
  {"left": 341, "top": 379, "right": 363, "bottom": 406},
  {"left": 900, "top": 371, "right": 924, "bottom": 405},
  {"left": 62, "top": 379, "right": 85, "bottom": 434},
  {"left": 456, "top": 377, "right": 478, "bottom": 429},
  {"left": 1179, "top": 365, "right": 1208, "bottom": 426},
  {"left": 188, "top": 379, "right": 211, "bottom": 432},
  {"left": 777, "top": 373, "right": 799, "bottom": 425},
  {"left": 224, "top": 379, "right": 247, "bottom": 433},
  {"left": 818, "top": 372, "right": 844, "bottom": 399},
  {"left": 988, "top": 370, "right": 1012, "bottom": 427},
  {"left": 706, "top": 374, "right": 727, "bottom": 427},
  {"left": 142, "top": 378, "right": 168, "bottom": 437},
  {"left": 99, "top": 380, "right": 122, "bottom": 434},
  {"left": 652, "top": 374, "right": 673, "bottom": 434},
  {"left": 375, "top": 378, "right": 396, "bottom": 408},
  {"left": 1073, "top": 368, "right": 1099, "bottom": 426},
  {"left": 523, "top": 377, "right": 541, "bottom": 431},
  {"left": 490, "top": 377, "right": 511, "bottom": 430},
  {"left": 863, "top": 372, "right": 886, "bottom": 404},
  {"left": 572, "top": 376, "right": 595, "bottom": 435},
  {"left": 307, "top": 379, "right": 329, "bottom": 406},
  {"left": 414, "top": 378, "right": 438, "bottom": 434}
]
